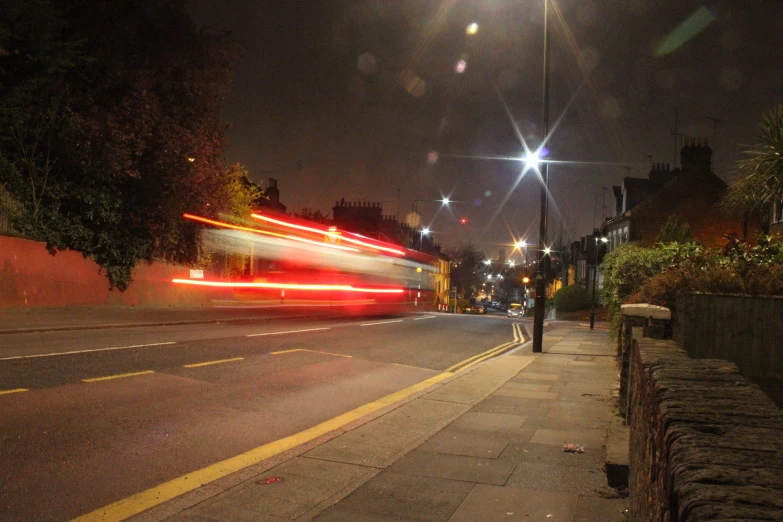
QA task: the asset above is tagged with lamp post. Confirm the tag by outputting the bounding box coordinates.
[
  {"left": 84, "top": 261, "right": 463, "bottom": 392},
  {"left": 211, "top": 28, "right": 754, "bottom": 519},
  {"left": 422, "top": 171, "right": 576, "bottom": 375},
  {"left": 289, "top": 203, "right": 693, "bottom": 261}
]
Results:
[
  {"left": 419, "top": 227, "right": 430, "bottom": 251},
  {"left": 589, "top": 236, "right": 608, "bottom": 330},
  {"left": 533, "top": 0, "right": 551, "bottom": 353}
]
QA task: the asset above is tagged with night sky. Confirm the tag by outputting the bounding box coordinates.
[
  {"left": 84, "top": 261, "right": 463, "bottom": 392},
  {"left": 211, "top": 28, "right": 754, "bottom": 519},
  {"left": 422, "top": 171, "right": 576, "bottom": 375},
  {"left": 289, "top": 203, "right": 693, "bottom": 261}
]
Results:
[{"left": 186, "top": 0, "right": 783, "bottom": 257}]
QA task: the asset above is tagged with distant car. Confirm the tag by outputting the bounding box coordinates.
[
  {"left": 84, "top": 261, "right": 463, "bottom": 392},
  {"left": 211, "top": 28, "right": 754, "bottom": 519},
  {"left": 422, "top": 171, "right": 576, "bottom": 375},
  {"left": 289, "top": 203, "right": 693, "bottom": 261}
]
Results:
[
  {"left": 476, "top": 305, "right": 486, "bottom": 314},
  {"left": 507, "top": 303, "right": 524, "bottom": 318},
  {"left": 462, "top": 305, "right": 475, "bottom": 314}
]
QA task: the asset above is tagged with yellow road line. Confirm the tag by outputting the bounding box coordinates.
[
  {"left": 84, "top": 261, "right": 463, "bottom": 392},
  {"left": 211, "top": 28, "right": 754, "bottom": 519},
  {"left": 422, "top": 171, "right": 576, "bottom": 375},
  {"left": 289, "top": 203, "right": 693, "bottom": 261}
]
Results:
[
  {"left": 455, "top": 343, "right": 519, "bottom": 373},
  {"left": 82, "top": 370, "right": 154, "bottom": 383},
  {"left": 270, "top": 348, "right": 351, "bottom": 358},
  {"left": 0, "top": 388, "right": 28, "bottom": 396},
  {"left": 71, "top": 371, "right": 453, "bottom": 522},
  {"left": 444, "top": 342, "right": 514, "bottom": 373},
  {"left": 183, "top": 357, "right": 244, "bottom": 368}
]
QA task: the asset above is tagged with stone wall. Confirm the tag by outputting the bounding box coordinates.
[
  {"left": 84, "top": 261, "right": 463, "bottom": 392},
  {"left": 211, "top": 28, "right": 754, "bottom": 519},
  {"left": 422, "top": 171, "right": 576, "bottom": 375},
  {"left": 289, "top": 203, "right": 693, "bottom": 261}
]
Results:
[
  {"left": 675, "top": 292, "right": 783, "bottom": 381},
  {"left": 627, "top": 335, "right": 783, "bottom": 521}
]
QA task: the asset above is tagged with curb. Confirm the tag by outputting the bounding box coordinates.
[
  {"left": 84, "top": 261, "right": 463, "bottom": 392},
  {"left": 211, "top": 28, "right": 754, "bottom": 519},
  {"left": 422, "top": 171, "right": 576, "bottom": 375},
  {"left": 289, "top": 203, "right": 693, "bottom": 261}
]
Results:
[{"left": 0, "top": 312, "right": 343, "bottom": 335}]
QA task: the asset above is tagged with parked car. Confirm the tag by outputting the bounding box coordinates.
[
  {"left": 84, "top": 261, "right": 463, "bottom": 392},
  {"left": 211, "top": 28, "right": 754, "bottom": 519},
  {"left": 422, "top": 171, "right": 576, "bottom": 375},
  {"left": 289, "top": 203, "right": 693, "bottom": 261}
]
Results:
[
  {"left": 507, "top": 303, "right": 524, "bottom": 318},
  {"left": 462, "top": 305, "right": 475, "bottom": 314}
]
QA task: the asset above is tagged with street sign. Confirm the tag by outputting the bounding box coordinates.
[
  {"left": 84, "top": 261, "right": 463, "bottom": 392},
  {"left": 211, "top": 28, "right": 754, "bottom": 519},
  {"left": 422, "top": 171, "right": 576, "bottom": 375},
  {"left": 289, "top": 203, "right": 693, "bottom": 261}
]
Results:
[{"left": 189, "top": 269, "right": 204, "bottom": 279}]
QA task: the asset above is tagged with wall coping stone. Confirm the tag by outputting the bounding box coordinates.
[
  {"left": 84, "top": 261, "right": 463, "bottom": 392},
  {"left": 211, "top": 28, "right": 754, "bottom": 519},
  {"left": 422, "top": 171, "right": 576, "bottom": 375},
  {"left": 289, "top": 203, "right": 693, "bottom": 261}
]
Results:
[
  {"left": 628, "top": 335, "right": 783, "bottom": 521},
  {"left": 621, "top": 303, "right": 671, "bottom": 320}
]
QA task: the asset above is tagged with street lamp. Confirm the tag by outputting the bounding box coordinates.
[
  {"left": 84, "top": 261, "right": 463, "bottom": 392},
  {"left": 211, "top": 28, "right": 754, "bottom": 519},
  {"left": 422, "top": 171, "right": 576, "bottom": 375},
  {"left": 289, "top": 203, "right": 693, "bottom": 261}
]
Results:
[
  {"left": 419, "top": 227, "right": 430, "bottom": 251},
  {"left": 589, "top": 236, "right": 609, "bottom": 330},
  {"left": 533, "top": 0, "right": 552, "bottom": 354}
]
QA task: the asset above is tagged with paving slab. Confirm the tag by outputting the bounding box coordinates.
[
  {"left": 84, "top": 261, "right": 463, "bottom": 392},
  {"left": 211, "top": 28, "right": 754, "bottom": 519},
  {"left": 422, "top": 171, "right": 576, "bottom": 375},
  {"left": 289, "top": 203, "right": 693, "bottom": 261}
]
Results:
[
  {"left": 500, "top": 442, "right": 605, "bottom": 470},
  {"left": 447, "top": 485, "right": 577, "bottom": 522},
  {"left": 206, "top": 458, "right": 377, "bottom": 519},
  {"left": 506, "top": 461, "right": 609, "bottom": 495},
  {"left": 449, "top": 411, "right": 527, "bottom": 431},
  {"left": 469, "top": 396, "right": 549, "bottom": 417},
  {"left": 546, "top": 399, "right": 612, "bottom": 422},
  {"left": 572, "top": 495, "right": 629, "bottom": 522},
  {"left": 530, "top": 428, "right": 607, "bottom": 449},
  {"left": 509, "top": 372, "right": 560, "bottom": 381},
  {"left": 388, "top": 450, "right": 517, "bottom": 486},
  {"left": 496, "top": 381, "right": 553, "bottom": 392},
  {"left": 313, "top": 508, "right": 417, "bottom": 521},
  {"left": 330, "top": 472, "right": 474, "bottom": 522},
  {"left": 417, "top": 427, "right": 510, "bottom": 458},
  {"left": 493, "top": 388, "right": 559, "bottom": 400}
]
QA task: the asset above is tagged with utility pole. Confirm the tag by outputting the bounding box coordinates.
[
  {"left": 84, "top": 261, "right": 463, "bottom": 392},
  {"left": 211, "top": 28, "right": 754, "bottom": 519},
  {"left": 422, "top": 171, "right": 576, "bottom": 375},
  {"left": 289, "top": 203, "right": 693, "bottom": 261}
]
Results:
[
  {"left": 672, "top": 108, "right": 683, "bottom": 168},
  {"left": 706, "top": 116, "right": 720, "bottom": 169},
  {"left": 396, "top": 188, "right": 401, "bottom": 220},
  {"left": 533, "top": 0, "right": 550, "bottom": 354}
]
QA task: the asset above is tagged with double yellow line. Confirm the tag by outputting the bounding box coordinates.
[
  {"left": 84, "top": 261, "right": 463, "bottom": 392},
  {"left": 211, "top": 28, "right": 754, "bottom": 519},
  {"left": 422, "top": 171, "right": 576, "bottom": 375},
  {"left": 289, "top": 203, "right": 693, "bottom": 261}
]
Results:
[
  {"left": 445, "top": 322, "right": 526, "bottom": 373},
  {"left": 71, "top": 322, "right": 528, "bottom": 522}
]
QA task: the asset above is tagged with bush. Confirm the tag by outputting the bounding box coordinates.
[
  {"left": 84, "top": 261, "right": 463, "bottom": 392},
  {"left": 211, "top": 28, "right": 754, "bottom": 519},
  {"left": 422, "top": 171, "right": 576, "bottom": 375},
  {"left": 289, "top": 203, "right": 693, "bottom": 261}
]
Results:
[
  {"left": 553, "top": 285, "right": 592, "bottom": 312},
  {"left": 611, "top": 234, "right": 783, "bottom": 336}
]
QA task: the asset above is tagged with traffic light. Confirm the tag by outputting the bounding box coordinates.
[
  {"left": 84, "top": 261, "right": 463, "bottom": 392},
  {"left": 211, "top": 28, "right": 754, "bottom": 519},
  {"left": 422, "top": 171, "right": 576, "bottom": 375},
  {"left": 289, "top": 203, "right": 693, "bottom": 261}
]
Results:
[{"left": 460, "top": 217, "right": 467, "bottom": 225}]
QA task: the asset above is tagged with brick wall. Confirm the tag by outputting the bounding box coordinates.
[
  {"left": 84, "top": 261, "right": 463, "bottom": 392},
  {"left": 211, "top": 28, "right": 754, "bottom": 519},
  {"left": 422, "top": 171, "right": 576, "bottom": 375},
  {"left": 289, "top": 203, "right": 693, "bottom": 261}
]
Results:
[
  {"left": 0, "top": 236, "right": 230, "bottom": 308},
  {"left": 627, "top": 335, "right": 783, "bottom": 521}
]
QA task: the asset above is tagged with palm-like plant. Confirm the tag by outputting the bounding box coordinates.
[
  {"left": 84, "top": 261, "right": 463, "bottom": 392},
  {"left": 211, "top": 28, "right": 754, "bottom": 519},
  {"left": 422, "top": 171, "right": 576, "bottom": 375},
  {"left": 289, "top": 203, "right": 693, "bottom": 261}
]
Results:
[{"left": 721, "top": 105, "right": 783, "bottom": 220}]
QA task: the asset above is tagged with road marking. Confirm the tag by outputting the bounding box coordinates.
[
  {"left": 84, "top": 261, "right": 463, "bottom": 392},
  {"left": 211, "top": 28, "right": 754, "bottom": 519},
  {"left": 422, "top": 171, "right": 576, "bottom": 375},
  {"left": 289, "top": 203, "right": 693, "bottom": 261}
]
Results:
[
  {"left": 0, "top": 388, "right": 28, "bottom": 396},
  {"left": 183, "top": 357, "right": 244, "bottom": 368},
  {"left": 270, "top": 349, "right": 351, "bottom": 358},
  {"left": 360, "top": 319, "right": 404, "bottom": 326},
  {"left": 444, "top": 341, "right": 515, "bottom": 373},
  {"left": 0, "top": 342, "right": 177, "bottom": 361},
  {"left": 413, "top": 316, "right": 437, "bottom": 320},
  {"left": 71, "top": 371, "right": 453, "bottom": 522},
  {"left": 82, "top": 370, "right": 155, "bottom": 383},
  {"left": 246, "top": 327, "right": 330, "bottom": 337},
  {"left": 455, "top": 343, "right": 519, "bottom": 373}
]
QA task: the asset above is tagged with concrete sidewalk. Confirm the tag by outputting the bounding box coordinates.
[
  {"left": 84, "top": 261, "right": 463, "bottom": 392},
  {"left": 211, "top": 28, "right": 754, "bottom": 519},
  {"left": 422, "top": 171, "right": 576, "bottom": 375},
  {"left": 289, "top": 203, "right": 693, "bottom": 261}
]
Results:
[{"left": 133, "top": 326, "right": 627, "bottom": 522}]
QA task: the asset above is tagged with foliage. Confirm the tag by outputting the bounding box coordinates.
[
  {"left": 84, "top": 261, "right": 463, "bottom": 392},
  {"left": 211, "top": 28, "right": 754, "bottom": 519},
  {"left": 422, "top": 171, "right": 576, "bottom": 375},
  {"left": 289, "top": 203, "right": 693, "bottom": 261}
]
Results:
[
  {"left": 656, "top": 215, "right": 692, "bottom": 244},
  {"left": 292, "top": 207, "right": 332, "bottom": 225},
  {"left": 721, "top": 105, "right": 783, "bottom": 220},
  {"left": 444, "top": 242, "right": 485, "bottom": 298},
  {"left": 553, "top": 284, "right": 592, "bottom": 312},
  {"left": 224, "top": 164, "right": 262, "bottom": 219},
  {"left": 604, "top": 235, "right": 783, "bottom": 336},
  {"left": 0, "top": 0, "right": 240, "bottom": 289},
  {"left": 600, "top": 243, "right": 680, "bottom": 337}
]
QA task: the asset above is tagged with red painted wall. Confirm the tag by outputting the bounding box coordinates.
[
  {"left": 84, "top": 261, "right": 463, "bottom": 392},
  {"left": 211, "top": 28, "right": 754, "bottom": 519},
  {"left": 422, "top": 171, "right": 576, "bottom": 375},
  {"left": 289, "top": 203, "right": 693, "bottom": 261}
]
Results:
[{"left": 0, "top": 236, "right": 227, "bottom": 308}]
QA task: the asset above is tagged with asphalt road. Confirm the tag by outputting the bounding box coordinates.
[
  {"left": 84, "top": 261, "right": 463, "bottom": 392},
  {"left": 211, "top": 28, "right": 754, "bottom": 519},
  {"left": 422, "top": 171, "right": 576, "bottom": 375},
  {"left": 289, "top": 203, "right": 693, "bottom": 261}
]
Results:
[{"left": 0, "top": 312, "right": 526, "bottom": 521}]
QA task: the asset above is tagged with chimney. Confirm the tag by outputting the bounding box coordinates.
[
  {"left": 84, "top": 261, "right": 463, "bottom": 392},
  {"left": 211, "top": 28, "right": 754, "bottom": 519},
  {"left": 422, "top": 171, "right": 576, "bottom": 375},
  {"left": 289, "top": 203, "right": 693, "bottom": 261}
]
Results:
[
  {"left": 681, "top": 136, "right": 712, "bottom": 173},
  {"left": 267, "top": 178, "right": 280, "bottom": 203}
]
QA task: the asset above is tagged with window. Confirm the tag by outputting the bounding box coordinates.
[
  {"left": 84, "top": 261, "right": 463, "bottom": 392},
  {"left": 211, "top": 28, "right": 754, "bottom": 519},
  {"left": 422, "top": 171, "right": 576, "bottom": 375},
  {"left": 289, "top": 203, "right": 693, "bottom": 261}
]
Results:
[{"left": 774, "top": 200, "right": 783, "bottom": 224}]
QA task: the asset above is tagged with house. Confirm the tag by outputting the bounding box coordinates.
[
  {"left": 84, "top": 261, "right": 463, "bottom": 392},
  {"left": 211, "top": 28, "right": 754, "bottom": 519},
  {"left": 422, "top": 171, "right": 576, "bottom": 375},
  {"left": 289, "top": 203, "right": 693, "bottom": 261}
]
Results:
[
  {"left": 603, "top": 137, "right": 751, "bottom": 252},
  {"left": 255, "top": 178, "right": 287, "bottom": 213},
  {"left": 771, "top": 199, "right": 783, "bottom": 236}
]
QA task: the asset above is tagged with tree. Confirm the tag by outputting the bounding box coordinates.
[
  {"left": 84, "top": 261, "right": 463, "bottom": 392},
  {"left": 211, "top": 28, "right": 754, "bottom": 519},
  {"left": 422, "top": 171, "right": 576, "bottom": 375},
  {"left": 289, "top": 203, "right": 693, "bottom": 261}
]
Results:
[
  {"left": 721, "top": 105, "right": 783, "bottom": 227},
  {"left": 656, "top": 215, "right": 692, "bottom": 244},
  {"left": 0, "top": 0, "right": 241, "bottom": 289},
  {"left": 292, "top": 207, "right": 332, "bottom": 225},
  {"left": 444, "top": 242, "right": 485, "bottom": 298}
]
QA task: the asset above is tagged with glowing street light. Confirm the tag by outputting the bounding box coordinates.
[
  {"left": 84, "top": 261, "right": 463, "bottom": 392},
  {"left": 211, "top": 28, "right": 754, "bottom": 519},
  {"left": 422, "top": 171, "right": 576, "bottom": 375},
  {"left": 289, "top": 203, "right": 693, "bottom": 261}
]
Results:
[
  {"left": 441, "top": 197, "right": 450, "bottom": 205},
  {"left": 419, "top": 227, "right": 430, "bottom": 251},
  {"left": 484, "top": 259, "right": 492, "bottom": 266},
  {"left": 466, "top": 22, "right": 478, "bottom": 35}
]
